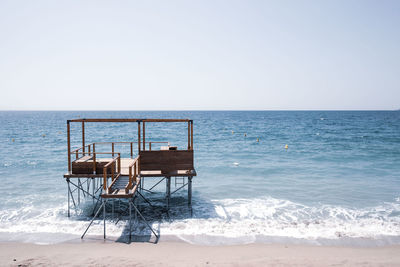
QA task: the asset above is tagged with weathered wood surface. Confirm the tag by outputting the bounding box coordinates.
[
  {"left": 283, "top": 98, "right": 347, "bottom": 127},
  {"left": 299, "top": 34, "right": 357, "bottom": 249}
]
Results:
[
  {"left": 69, "top": 118, "right": 190, "bottom": 123},
  {"left": 101, "top": 176, "right": 140, "bottom": 198},
  {"left": 139, "top": 150, "right": 194, "bottom": 174},
  {"left": 66, "top": 156, "right": 196, "bottom": 178},
  {"left": 71, "top": 158, "right": 116, "bottom": 175}
]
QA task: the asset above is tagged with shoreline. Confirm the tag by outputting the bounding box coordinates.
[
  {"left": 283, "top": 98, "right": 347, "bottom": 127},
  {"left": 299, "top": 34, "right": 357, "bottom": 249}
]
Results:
[{"left": 1, "top": 241, "right": 400, "bottom": 266}]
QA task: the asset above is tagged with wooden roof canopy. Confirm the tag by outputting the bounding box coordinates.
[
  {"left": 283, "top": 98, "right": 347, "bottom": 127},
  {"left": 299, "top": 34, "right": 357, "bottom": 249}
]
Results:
[{"left": 68, "top": 118, "right": 192, "bottom": 123}]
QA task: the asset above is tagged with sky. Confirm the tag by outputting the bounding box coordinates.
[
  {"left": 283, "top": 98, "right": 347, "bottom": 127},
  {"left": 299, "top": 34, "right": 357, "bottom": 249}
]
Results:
[{"left": 0, "top": 0, "right": 399, "bottom": 110}]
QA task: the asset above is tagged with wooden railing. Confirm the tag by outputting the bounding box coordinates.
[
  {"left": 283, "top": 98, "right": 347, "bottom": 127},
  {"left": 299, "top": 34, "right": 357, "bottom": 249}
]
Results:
[
  {"left": 71, "top": 141, "right": 170, "bottom": 158},
  {"left": 148, "top": 142, "right": 169, "bottom": 151},
  {"left": 70, "top": 151, "right": 120, "bottom": 174},
  {"left": 103, "top": 155, "right": 121, "bottom": 193},
  {"left": 125, "top": 156, "right": 140, "bottom": 194}
]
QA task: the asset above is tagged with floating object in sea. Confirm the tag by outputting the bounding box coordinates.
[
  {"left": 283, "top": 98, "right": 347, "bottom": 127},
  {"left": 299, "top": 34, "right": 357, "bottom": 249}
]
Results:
[
  {"left": 11, "top": 138, "right": 15, "bottom": 142},
  {"left": 244, "top": 133, "right": 247, "bottom": 137},
  {"left": 316, "top": 132, "right": 320, "bottom": 136},
  {"left": 231, "top": 130, "right": 234, "bottom": 134},
  {"left": 233, "top": 162, "right": 239, "bottom": 166},
  {"left": 256, "top": 138, "right": 259, "bottom": 142},
  {"left": 320, "top": 118, "right": 324, "bottom": 120},
  {"left": 42, "top": 134, "right": 46, "bottom": 137},
  {"left": 285, "top": 144, "right": 288, "bottom": 149},
  {"left": 58, "top": 131, "right": 62, "bottom": 134}
]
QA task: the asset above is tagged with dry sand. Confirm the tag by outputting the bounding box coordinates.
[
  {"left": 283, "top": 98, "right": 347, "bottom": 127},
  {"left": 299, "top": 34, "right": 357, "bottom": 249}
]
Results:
[{"left": 1, "top": 240, "right": 400, "bottom": 267}]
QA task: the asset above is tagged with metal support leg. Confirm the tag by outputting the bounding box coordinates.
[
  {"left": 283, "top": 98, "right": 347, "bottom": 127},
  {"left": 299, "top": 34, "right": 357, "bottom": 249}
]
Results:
[
  {"left": 188, "top": 176, "right": 192, "bottom": 207},
  {"left": 103, "top": 199, "right": 106, "bottom": 239},
  {"left": 166, "top": 177, "right": 171, "bottom": 210},
  {"left": 78, "top": 178, "right": 80, "bottom": 204},
  {"left": 81, "top": 200, "right": 105, "bottom": 239},
  {"left": 131, "top": 202, "right": 159, "bottom": 239},
  {"left": 129, "top": 199, "right": 132, "bottom": 242},
  {"left": 67, "top": 179, "right": 70, "bottom": 217},
  {"left": 92, "top": 178, "right": 95, "bottom": 205}
]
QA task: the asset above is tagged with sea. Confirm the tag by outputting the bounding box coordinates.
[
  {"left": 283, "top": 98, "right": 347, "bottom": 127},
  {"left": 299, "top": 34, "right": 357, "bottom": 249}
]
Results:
[{"left": 0, "top": 111, "right": 399, "bottom": 246}]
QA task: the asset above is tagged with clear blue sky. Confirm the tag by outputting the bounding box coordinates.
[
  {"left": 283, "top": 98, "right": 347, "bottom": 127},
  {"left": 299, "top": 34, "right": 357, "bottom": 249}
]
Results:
[{"left": 0, "top": 0, "right": 399, "bottom": 110}]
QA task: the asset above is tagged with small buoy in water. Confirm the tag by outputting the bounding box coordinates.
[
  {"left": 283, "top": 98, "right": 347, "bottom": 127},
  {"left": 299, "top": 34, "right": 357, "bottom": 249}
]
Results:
[
  {"left": 285, "top": 144, "right": 288, "bottom": 149},
  {"left": 11, "top": 138, "right": 15, "bottom": 142},
  {"left": 256, "top": 138, "right": 259, "bottom": 142},
  {"left": 42, "top": 134, "right": 46, "bottom": 137},
  {"left": 233, "top": 162, "right": 239, "bottom": 166},
  {"left": 231, "top": 130, "right": 234, "bottom": 134},
  {"left": 244, "top": 133, "right": 247, "bottom": 137}
]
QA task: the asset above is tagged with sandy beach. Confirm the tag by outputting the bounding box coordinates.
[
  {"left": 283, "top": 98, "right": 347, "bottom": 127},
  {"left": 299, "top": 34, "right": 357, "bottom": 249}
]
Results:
[{"left": 1, "top": 241, "right": 399, "bottom": 267}]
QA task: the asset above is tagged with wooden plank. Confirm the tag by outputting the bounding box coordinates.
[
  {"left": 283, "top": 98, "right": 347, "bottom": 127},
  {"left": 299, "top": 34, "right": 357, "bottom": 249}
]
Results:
[
  {"left": 188, "top": 121, "right": 190, "bottom": 149},
  {"left": 67, "top": 121, "right": 71, "bottom": 173},
  {"left": 139, "top": 150, "right": 194, "bottom": 173},
  {"left": 191, "top": 121, "right": 193, "bottom": 150},
  {"left": 82, "top": 121, "right": 85, "bottom": 153},
  {"left": 72, "top": 160, "right": 116, "bottom": 175},
  {"left": 138, "top": 121, "right": 141, "bottom": 152},
  {"left": 73, "top": 155, "right": 93, "bottom": 162},
  {"left": 143, "top": 121, "right": 145, "bottom": 150},
  {"left": 69, "top": 118, "right": 190, "bottom": 123}
]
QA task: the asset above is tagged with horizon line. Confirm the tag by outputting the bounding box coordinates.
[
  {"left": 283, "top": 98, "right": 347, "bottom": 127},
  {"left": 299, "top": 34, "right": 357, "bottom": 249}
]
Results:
[{"left": 0, "top": 109, "right": 399, "bottom": 112}]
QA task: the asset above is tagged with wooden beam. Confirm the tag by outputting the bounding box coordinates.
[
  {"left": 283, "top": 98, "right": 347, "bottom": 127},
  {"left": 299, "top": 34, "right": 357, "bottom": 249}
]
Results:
[
  {"left": 69, "top": 118, "right": 190, "bottom": 123},
  {"left": 187, "top": 121, "right": 190, "bottom": 149},
  {"left": 67, "top": 121, "right": 71, "bottom": 173},
  {"left": 143, "top": 121, "right": 146, "bottom": 151},
  {"left": 82, "top": 121, "right": 85, "bottom": 153},
  {"left": 137, "top": 121, "right": 141, "bottom": 152},
  {"left": 191, "top": 121, "right": 193, "bottom": 150}
]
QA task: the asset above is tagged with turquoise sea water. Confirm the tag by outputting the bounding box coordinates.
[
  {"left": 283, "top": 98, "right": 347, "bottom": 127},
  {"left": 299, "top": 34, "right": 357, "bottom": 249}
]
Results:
[{"left": 0, "top": 111, "right": 399, "bottom": 245}]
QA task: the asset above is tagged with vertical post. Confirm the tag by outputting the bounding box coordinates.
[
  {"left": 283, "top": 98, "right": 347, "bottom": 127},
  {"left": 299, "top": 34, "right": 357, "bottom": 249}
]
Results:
[
  {"left": 93, "top": 152, "right": 96, "bottom": 174},
  {"left": 82, "top": 121, "right": 85, "bottom": 153},
  {"left": 67, "top": 121, "right": 71, "bottom": 173},
  {"left": 134, "top": 164, "right": 137, "bottom": 186},
  {"left": 67, "top": 178, "right": 70, "bottom": 217},
  {"left": 130, "top": 142, "right": 133, "bottom": 158},
  {"left": 118, "top": 153, "right": 121, "bottom": 173},
  {"left": 78, "top": 178, "right": 80, "bottom": 204},
  {"left": 129, "top": 199, "right": 132, "bottom": 242},
  {"left": 128, "top": 166, "right": 132, "bottom": 192},
  {"left": 188, "top": 176, "right": 192, "bottom": 207},
  {"left": 190, "top": 120, "right": 193, "bottom": 150},
  {"left": 143, "top": 121, "right": 146, "bottom": 150},
  {"left": 111, "top": 162, "right": 115, "bottom": 181},
  {"left": 188, "top": 121, "right": 190, "bottom": 149},
  {"left": 88, "top": 145, "right": 91, "bottom": 156},
  {"left": 103, "top": 199, "right": 106, "bottom": 239},
  {"left": 166, "top": 177, "right": 171, "bottom": 210},
  {"left": 92, "top": 178, "right": 95, "bottom": 204},
  {"left": 138, "top": 121, "right": 141, "bottom": 152},
  {"left": 103, "top": 172, "right": 107, "bottom": 191},
  {"left": 112, "top": 143, "right": 114, "bottom": 157}
]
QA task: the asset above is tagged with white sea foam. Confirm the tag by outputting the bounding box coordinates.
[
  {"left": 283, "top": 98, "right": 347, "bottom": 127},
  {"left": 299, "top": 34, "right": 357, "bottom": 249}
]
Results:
[
  {"left": 160, "top": 198, "right": 400, "bottom": 245},
  {"left": 0, "top": 197, "right": 399, "bottom": 245}
]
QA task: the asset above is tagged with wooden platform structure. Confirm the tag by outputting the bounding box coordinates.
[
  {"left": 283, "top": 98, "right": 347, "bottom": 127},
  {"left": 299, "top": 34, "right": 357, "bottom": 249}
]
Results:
[{"left": 63, "top": 118, "right": 196, "bottom": 241}]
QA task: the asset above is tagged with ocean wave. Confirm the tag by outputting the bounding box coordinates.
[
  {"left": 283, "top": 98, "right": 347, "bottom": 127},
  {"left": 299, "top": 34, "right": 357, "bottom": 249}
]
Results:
[
  {"left": 159, "top": 197, "right": 400, "bottom": 245},
  {"left": 0, "top": 196, "right": 399, "bottom": 245}
]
